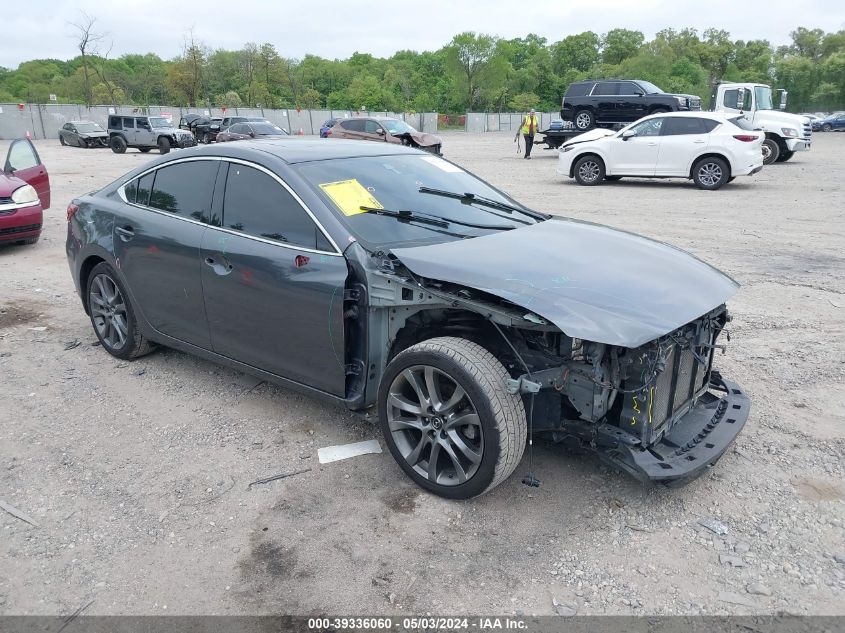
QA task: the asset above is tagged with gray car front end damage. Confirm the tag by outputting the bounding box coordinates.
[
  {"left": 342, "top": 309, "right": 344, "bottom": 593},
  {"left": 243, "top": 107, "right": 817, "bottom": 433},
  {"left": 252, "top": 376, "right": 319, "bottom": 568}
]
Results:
[{"left": 346, "top": 217, "right": 750, "bottom": 485}]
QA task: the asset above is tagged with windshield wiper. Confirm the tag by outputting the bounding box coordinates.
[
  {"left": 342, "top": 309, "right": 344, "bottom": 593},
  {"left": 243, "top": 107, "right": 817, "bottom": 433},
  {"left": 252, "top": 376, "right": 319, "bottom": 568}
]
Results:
[
  {"left": 359, "top": 206, "right": 516, "bottom": 231},
  {"left": 418, "top": 187, "right": 546, "bottom": 222}
]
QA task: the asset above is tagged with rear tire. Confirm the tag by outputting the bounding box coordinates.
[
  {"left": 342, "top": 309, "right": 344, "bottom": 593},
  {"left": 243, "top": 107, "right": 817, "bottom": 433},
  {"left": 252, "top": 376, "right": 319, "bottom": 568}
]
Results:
[
  {"left": 110, "top": 136, "right": 127, "bottom": 154},
  {"left": 776, "top": 150, "right": 794, "bottom": 162},
  {"left": 761, "top": 138, "right": 779, "bottom": 165},
  {"left": 573, "top": 154, "right": 605, "bottom": 186},
  {"left": 158, "top": 137, "right": 171, "bottom": 154},
  {"left": 378, "top": 337, "right": 527, "bottom": 499},
  {"left": 574, "top": 110, "right": 594, "bottom": 131},
  {"left": 86, "top": 262, "right": 154, "bottom": 360},
  {"left": 604, "top": 175, "right": 623, "bottom": 181},
  {"left": 202, "top": 132, "right": 210, "bottom": 144},
  {"left": 692, "top": 156, "right": 730, "bottom": 190}
]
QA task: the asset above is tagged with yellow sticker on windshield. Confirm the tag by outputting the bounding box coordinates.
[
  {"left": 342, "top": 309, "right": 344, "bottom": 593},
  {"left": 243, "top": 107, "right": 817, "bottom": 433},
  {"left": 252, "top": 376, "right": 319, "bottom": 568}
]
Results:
[{"left": 319, "top": 179, "right": 383, "bottom": 217}]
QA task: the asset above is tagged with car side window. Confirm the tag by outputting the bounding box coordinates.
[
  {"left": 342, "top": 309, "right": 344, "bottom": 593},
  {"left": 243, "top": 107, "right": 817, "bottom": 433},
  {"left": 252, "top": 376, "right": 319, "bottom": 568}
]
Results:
[
  {"left": 364, "top": 120, "right": 382, "bottom": 134},
  {"left": 619, "top": 82, "right": 643, "bottom": 96},
  {"left": 342, "top": 120, "right": 365, "bottom": 132},
  {"left": 661, "top": 117, "right": 707, "bottom": 135},
  {"left": 593, "top": 82, "right": 619, "bottom": 96},
  {"left": 699, "top": 119, "right": 720, "bottom": 133},
  {"left": 135, "top": 172, "right": 154, "bottom": 206},
  {"left": 230, "top": 123, "right": 246, "bottom": 134},
  {"left": 147, "top": 161, "right": 218, "bottom": 223},
  {"left": 137, "top": 119, "right": 150, "bottom": 130},
  {"left": 723, "top": 89, "right": 751, "bottom": 110},
  {"left": 629, "top": 118, "right": 663, "bottom": 137},
  {"left": 122, "top": 117, "right": 135, "bottom": 129},
  {"left": 222, "top": 163, "right": 322, "bottom": 250},
  {"left": 63, "top": 123, "right": 72, "bottom": 131},
  {"left": 6, "top": 139, "right": 40, "bottom": 171}
]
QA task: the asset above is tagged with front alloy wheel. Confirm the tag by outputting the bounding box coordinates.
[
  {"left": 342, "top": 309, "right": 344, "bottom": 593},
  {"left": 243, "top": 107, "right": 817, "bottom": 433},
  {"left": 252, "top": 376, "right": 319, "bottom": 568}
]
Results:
[
  {"left": 379, "top": 337, "right": 526, "bottom": 499},
  {"left": 573, "top": 155, "right": 605, "bottom": 186}
]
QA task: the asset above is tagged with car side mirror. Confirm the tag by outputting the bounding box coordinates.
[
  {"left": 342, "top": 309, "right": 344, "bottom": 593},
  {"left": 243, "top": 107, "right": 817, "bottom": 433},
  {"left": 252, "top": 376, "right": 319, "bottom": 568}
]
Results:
[
  {"left": 249, "top": 131, "right": 255, "bottom": 138},
  {"left": 376, "top": 129, "right": 386, "bottom": 135},
  {"left": 622, "top": 129, "right": 637, "bottom": 140}
]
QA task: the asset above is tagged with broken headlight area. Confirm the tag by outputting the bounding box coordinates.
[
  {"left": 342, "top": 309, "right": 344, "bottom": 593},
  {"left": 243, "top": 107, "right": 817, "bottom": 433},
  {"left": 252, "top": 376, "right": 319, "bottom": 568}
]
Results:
[{"left": 508, "top": 306, "right": 749, "bottom": 484}]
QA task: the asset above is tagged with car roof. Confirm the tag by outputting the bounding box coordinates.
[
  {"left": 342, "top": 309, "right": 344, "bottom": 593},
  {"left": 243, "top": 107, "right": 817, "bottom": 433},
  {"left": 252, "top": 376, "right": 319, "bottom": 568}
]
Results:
[
  {"left": 69, "top": 120, "right": 101, "bottom": 124},
  {"left": 341, "top": 116, "right": 402, "bottom": 122},
  {"left": 167, "top": 137, "right": 422, "bottom": 164},
  {"left": 642, "top": 111, "right": 734, "bottom": 121}
]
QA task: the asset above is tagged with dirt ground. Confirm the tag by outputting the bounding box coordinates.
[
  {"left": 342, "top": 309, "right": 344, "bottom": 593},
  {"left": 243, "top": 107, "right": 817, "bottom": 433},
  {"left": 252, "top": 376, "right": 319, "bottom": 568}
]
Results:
[{"left": 1, "top": 131, "right": 843, "bottom": 617}]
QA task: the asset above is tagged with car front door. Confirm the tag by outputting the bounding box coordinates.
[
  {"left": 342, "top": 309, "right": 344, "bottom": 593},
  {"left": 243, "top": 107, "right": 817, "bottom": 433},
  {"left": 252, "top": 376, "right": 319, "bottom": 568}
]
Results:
[
  {"left": 835, "top": 114, "right": 845, "bottom": 130},
  {"left": 608, "top": 118, "right": 664, "bottom": 175},
  {"left": 363, "top": 119, "right": 387, "bottom": 141},
  {"left": 4, "top": 138, "right": 50, "bottom": 208},
  {"left": 617, "top": 82, "right": 647, "bottom": 121},
  {"left": 199, "top": 160, "right": 347, "bottom": 395},
  {"left": 134, "top": 118, "right": 155, "bottom": 146},
  {"left": 654, "top": 117, "right": 709, "bottom": 176},
  {"left": 112, "top": 159, "right": 219, "bottom": 349}
]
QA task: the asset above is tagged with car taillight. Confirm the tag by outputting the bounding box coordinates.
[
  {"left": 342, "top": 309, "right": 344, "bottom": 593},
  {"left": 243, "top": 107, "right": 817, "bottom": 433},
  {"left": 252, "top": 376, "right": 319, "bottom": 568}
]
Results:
[
  {"left": 67, "top": 202, "right": 80, "bottom": 221},
  {"left": 326, "top": 129, "right": 332, "bottom": 136},
  {"left": 733, "top": 135, "right": 758, "bottom": 142}
]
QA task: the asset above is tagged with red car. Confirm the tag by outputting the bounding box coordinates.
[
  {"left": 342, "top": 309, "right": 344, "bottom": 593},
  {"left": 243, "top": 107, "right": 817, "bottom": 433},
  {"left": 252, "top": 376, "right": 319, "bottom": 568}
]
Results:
[{"left": 1, "top": 139, "right": 51, "bottom": 246}]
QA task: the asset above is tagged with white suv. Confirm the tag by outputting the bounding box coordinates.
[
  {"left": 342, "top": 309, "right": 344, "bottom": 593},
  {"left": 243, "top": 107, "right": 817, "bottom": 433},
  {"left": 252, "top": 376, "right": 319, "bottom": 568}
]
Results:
[{"left": 557, "top": 111, "right": 764, "bottom": 190}]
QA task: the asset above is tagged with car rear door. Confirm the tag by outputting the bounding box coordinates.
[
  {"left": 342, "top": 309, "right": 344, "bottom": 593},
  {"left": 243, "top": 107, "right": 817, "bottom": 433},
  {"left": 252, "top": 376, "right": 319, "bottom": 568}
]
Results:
[
  {"left": 112, "top": 159, "right": 219, "bottom": 349},
  {"left": 4, "top": 138, "right": 50, "bottom": 209},
  {"left": 199, "top": 160, "right": 347, "bottom": 395},
  {"left": 592, "top": 82, "right": 620, "bottom": 122},
  {"left": 655, "top": 117, "right": 709, "bottom": 176}
]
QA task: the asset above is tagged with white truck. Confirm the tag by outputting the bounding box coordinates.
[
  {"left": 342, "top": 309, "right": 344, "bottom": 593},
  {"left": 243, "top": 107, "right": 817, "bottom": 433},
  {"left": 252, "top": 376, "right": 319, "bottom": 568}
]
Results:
[{"left": 711, "top": 82, "right": 811, "bottom": 165}]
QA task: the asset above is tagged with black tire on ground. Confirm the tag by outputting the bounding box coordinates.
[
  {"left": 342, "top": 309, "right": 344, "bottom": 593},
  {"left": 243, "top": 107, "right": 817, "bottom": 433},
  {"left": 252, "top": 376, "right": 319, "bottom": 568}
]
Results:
[
  {"left": 378, "top": 336, "right": 527, "bottom": 499},
  {"left": 59, "top": 135, "right": 66, "bottom": 146},
  {"left": 86, "top": 262, "right": 155, "bottom": 361},
  {"left": 158, "top": 136, "right": 171, "bottom": 154},
  {"left": 822, "top": 123, "right": 832, "bottom": 132},
  {"left": 776, "top": 150, "right": 795, "bottom": 162},
  {"left": 202, "top": 132, "right": 210, "bottom": 144},
  {"left": 604, "top": 175, "right": 623, "bottom": 181},
  {"left": 14, "top": 237, "right": 38, "bottom": 246},
  {"left": 762, "top": 138, "right": 780, "bottom": 165},
  {"left": 574, "top": 109, "right": 594, "bottom": 131},
  {"left": 110, "top": 136, "right": 127, "bottom": 154},
  {"left": 692, "top": 156, "right": 730, "bottom": 190},
  {"left": 82, "top": 139, "right": 90, "bottom": 148},
  {"left": 573, "top": 154, "right": 605, "bottom": 186},
  {"left": 139, "top": 148, "right": 152, "bottom": 153},
  {"left": 728, "top": 177, "right": 736, "bottom": 182}
]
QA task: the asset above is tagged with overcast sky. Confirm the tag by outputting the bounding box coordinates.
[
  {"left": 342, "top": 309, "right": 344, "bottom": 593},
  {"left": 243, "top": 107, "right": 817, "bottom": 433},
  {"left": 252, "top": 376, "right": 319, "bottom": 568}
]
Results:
[{"left": 3, "top": 0, "right": 844, "bottom": 68}]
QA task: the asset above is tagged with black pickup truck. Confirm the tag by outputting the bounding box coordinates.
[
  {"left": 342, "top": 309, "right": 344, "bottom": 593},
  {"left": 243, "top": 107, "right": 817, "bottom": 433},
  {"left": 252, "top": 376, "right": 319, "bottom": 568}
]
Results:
[{"left": 561, "top": 79, "right": 701, "bottom": 131}]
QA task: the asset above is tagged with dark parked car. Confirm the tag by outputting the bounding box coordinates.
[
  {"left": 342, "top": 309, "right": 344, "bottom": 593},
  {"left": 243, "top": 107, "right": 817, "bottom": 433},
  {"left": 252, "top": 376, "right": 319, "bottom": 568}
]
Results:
[
  {"left": 812, "top": 112, "right": 845, "bottom": 132},
  {"left": 1, "top": 139, "right": 50, "bottom": 246},
  {"left": 329, "top": 117, "right": 443, "bottom": 154},
  {"left": 59, "top": 121, "right": 108, "bottom": 148},
  {"left": 215, "top": 121, "right": 289, "bottom": 142},
  {"left": 66, "top": 139, "right": 749, "bottom": 498},
  {"left": 108, "top": 115, "right": 197, "bottom": 154},
  {"left": 193, "top": 117, "right": 223, "bottom": 143},
  {"left": 178, "top": 113, "right": 204, "bottom": 132},
  {"left": 561, "top": 79, "right": 702, "bottom": 131},
  {"left": 320, "top": 118, "right": 338, "bottom": 137}
]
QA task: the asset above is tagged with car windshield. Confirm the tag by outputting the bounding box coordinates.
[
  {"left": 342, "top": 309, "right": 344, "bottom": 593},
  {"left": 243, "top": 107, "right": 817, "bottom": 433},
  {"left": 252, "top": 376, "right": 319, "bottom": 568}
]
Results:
[
  {"left": 382, "top": 119, "right": 416, "bottom": 135},
  {"left": 294, "top": 154, "right": 534, "bottom": 247},
  {"left": 636, "top": 80, "right": 663, "bottom": 94},
  {"left": 75, "top": 122, "right": 103, "bottom": 132},
  {"left": 149, "top": 117, "right": 170, "bottom": 128},
  {"left": 252, "top": 123, "right": 285, "bottom": 135},
  {"left": 754, "top": 86, "right": 774, "bottom": 110}
]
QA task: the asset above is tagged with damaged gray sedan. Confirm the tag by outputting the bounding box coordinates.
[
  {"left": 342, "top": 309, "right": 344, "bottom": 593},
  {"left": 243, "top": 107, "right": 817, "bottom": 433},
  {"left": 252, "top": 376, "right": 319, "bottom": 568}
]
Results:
[{"left": 66, "top": 139, "right": 749, "bottom": 499}]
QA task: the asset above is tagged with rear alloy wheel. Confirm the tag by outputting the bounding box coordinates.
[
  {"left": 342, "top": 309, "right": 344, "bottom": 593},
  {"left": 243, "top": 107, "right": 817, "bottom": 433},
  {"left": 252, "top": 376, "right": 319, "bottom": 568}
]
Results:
[
  {"left": 87, "top": 263, "right": 154, "bottom": 360},
  {"left": 573, "top": 155, "right": 605, "bottom": 186},
  {"left": 574, "top": 110, "right": 594, "bottom": 131},
  {"left": 158, "top": 136, "right": 171, "bottom": 154},
  {"left": 110, "top": 136, "right": 127, "bottom": 154},
  {"left": 379, "top": 337, "right": 526, "bottom": 499},
  {"left": 761, "top": 138, "right": 779, "bottom": 165},
  {"left": 692, "top": 156, "right": 730, "bottom": 190}
]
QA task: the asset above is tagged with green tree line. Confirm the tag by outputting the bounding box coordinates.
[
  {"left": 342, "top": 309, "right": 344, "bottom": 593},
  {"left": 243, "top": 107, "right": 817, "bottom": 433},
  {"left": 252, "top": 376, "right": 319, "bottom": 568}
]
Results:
[{"left": 1, "top": 26, "right": 843, "bottom": 113}]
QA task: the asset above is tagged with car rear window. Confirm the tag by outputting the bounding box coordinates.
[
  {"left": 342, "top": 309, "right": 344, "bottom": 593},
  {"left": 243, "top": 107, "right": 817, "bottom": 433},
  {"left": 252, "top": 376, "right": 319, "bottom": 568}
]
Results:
[
  {"left": 565, "top": 83, "right": 593, "bottom": 97},
  {"left": 592, "top": 82, "right": 620, "bottom": 96},
  {"left": 661, "top": 117, "right": 712, "bottom": 135},
  {"left": 728, "top": 116, "right": 757, "bottom": 131},
  {"left": 147, "top": 161, "right": 218, "bottom": 222}
]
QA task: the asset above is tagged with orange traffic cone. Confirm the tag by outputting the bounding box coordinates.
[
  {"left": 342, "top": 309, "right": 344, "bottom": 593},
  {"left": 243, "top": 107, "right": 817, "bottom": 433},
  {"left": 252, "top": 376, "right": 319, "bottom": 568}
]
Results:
[
  {"left": 297, "top": 128, "right": 304, "bottom": 136},
  {"left": 25, "top": 130, "right": 32, "bottom": 140}
]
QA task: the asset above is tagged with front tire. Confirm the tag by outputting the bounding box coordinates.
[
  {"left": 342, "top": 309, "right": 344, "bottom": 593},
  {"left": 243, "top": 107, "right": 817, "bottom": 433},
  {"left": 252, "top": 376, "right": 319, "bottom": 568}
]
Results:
[
  {"left": 574, "top": 109, "right": 594, "bottom": 131},
  {"left": 822, "top": 123, "right": 832, "bottom": 132},
  {"left": 692, "top": 156, "right": 730, "bottom": 190},
  {"left": 202, "top": 132, "right": 210, "bottom": 144},
  {"left": 158, "top": 137, "right": 171, "bottom": 154},
  {"left": 573, "top": 154, "right": 605, "bottom": 186},
  {"left": 761, "top": 138, "right": 780, "bottom": 165},
  {"left": 86, "top": 263, "right": 154, "bottom": 360},
  {"left": 378, "top": 337, "right": 527, "bottom": 499},
  {"left": 776, "top": 150, "right": 794, "bottom": 162},
  {"left": 60, "top": 135, "right": 66, "bottom": 146},
  {"left": 110, "top": 136, "right": 127, "bottom": 154}
]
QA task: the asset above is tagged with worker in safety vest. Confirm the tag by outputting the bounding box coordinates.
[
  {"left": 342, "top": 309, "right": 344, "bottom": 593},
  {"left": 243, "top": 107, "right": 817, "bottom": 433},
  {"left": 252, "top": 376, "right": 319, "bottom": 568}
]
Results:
[{"left": 515, "top": 108, "right": 540, "bottom": 159}]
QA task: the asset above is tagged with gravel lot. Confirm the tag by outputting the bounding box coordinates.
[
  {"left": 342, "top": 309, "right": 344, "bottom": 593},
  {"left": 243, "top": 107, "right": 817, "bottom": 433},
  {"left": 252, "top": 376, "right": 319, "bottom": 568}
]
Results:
[{"left": 1, "top": 131, "right": 843, "bottom": 617}]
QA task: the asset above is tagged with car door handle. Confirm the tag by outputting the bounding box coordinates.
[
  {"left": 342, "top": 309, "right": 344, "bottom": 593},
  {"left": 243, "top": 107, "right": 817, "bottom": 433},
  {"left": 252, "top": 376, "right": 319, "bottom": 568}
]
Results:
[
  {"left": 647, "top": 142, "right": 658, "bottom": 146},
  {"left": 693, "top": 140, "right": 706, "bottom": 144},
  {"left": 115, "top": 225, "right": 134, "bottom": 240},
  {"left": 205, "top": 256, "right": 233, "bottom": 276}
]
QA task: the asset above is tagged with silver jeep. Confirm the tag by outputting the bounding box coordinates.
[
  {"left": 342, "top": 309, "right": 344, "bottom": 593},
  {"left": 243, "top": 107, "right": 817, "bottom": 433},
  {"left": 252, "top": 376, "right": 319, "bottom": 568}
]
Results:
[{"left": 107, "top": 115, "right": 197, "bottom": 154}]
